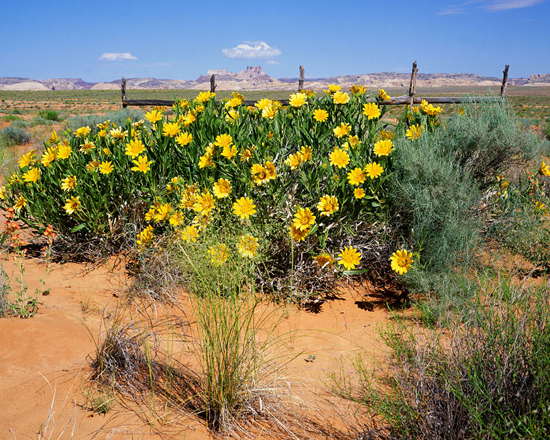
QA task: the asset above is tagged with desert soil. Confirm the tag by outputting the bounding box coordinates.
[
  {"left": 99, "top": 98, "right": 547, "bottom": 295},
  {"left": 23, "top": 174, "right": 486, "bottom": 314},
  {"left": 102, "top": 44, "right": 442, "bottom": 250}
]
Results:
[{"left": 0, "top": 248, "right": 395, "bottom": 439}]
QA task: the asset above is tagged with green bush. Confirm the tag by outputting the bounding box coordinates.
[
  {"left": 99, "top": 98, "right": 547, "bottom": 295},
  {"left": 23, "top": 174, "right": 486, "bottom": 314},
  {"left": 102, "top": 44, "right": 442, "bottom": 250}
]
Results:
[
  {"left": 389, "top": 102, "right": 550, "bottom": 296},
  {"left": 2, "top": 114, "right": 23, "bottom": 122},
  {"left": 30, "top": 115, "right": 55, "bottom": 126},
  {"left": 0, "top": 126, "right": 31, "bottom": 145},
  {"left": 430, "top": 102, "right": 549, "bottom": 186},
  {"left": 10, "top": 120, "right": 29, "bottom": 129},
  {"left": 38, "top": 110, "right": 59, "bottom": 121}
]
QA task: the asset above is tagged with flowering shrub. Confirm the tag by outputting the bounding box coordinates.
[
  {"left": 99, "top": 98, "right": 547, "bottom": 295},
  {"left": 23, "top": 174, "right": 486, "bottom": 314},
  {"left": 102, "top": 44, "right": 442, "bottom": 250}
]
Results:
[{"left": 1, "top": 86, "right": 435, "bottom": 291}]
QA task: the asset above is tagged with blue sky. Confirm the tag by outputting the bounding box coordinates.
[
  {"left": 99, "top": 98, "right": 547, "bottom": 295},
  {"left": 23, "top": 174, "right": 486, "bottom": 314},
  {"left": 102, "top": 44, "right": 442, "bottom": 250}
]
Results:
[{"left": 1, "top": 0, "right": 549, "bottom": 82}]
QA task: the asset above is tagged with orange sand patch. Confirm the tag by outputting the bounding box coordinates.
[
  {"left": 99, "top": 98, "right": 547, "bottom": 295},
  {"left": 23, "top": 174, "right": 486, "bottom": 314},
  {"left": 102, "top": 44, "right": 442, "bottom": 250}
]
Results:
[{"left": 0, "top": 252, "right": 394, "bottom": 438}]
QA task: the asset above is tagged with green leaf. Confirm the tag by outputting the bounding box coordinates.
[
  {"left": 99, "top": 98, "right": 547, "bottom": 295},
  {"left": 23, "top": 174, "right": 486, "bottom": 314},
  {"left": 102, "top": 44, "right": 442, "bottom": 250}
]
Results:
[
  {"left": 344, "top": 268, "right": 370, "bottom": 275},
  {"left": 71, "top": 223, "right": 88, "bottom": 233}
]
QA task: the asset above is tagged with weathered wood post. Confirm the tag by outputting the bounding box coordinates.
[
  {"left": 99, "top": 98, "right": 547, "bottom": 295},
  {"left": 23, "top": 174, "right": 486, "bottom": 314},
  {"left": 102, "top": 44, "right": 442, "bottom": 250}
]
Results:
[
  {"left": 408, "top": 61, "right": 418, "bottom": 107},
  {"left": 121, "top": 77, "right": 127, "bottom": 108},
  {"left": 298, "top": 65, "right": 305, "bottom": 91},
  {"left": 501, "top": 65, "right": 510, "bottom": 99},
  {"left": 210, "top": 74, "right": 216, "bottom": 93}
]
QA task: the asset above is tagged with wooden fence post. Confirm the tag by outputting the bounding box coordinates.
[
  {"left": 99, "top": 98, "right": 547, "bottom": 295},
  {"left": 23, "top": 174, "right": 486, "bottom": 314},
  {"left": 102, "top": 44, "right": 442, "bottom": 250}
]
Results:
[
  {"left": 298, "top": 65, "right": 305, "bottom": 91},
  {"left": 210, "top": 74, "right": 216, "bottom": 93},
  {"left": 501, "top": 65, "right": 509, "bottom": 99},
  {"left": 121, "top": 77, "right": 127, "bottom": 108},
  {"left": 408, "top": 61, "right": 418, "bottom": 107}
]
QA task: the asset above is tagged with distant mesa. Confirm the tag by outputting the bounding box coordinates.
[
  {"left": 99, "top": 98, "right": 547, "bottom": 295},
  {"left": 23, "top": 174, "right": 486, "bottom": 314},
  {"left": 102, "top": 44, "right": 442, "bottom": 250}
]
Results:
[{"left": 1, "top": 67, "right": 550, "bottom": 91}]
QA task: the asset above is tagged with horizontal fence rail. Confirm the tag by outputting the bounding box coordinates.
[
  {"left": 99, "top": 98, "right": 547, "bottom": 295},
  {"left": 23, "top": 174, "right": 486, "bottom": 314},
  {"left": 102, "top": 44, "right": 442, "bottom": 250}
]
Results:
[{"left": 121, "top": 63, "right": 509, "bottom": 108}]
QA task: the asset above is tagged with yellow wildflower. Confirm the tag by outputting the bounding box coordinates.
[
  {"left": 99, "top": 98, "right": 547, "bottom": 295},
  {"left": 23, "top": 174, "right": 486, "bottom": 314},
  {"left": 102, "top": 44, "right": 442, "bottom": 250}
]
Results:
[
  {"left": 365, "top": 162, "right": 384, "bottom": 179},
  {"left": 15, "top": 195, "right": 28, "bottom": 211},
  {"left": 379, "top": 88, "right": 391, "bottom": 101},
  {"left": 363, "top": 103, "right": 381, "bottom": 120},
  {"left": 347, "top": 168, "right": 366, "bottom": 186},
  {"left": 313, "top": 109, "right": 329, "bottom": 122},
  {"left": 332, "top": 91, "right": 350, "bottom": 104},
  {"left": 193, "top": 191, "right": 215, "bottom": 214},
  {"left": 251, "top": 163, "right": 269, "bottom": 185},
  {"left": 226, "top": 96, "right": 243, "bottom": 108},
  {"left": 240, "top": 147, "right": 254, "bottom": 162},
  {"left": 237, "top": 234, "right": 259, "bottom": 258},
  {"left": 255, "top": 98, "right": 273, "bottom": 111},
  {"left": 285, "top": 152, "right": 303, "bottom": 170},
  {"left": 338, "top": 246, "right": 361, "bottom": 271},
  {"left": 333, "top": 123, "right": 351, "bottom": 138},
  {"left": 300, "top": 146, "right": 312, "bottom": 162},
  {"left": 317, "top": 195, "right": 339, "bottom": 216},
  {"left": 265, "top": 161, "right": 277, "bottom": 180},
  {"left": 373, "top": 139, "right": 395, "bottom": 157},
  {"left": 350, "top": 84, "right": 366, "bottom": 95},
  {"left": 262, "top": 105, "right": 278, "bottom": 119},
  {"left": 18, "top": 151, "right": 35, "bottom": 169},
  {"left": 180, "top": 225, "right": 200, "bottom": 242},
  {"left": 73, "top": 126, "right": 91, "bottom": 138},
  {"left": 61, "top": 175, "right": 77, "bottom": 191},
  {"left": 126, "top": 138, "right": 146, "bottom": 158},
  {"left": 405, "top": 124, "right": 425, "bottom": 141},
  {"left": 137, "top": 225, "right": 154, "bottom": 250},
  {"left": 162, "top": 122, "right": 180, "bottom": 138},
  {"left": 41, "top": 147, "right": 57, "bottom": 167},
  {"left": 293, "top": 207, "right": 316, "bottom": 231},
  {"left": 98, "top": 161, "right": 113, "bottom": 175},
  {"left": 289, "top": 92, "right": 308, "bottom": 108},
  {"left": 354, "top": 188, "right": 366, "bottom": 199},
  {"left": 183, "top": 111, "right": 197, "bottom": 126},
  {"left": 169, "top": 211, "right": 184, "bottom": 226},
  {"left": 541, "top": 161, "right": 550, "bottom": 177},
  {"left": 131, "top": 155, "right": 152, "bottom": 173},
  {"left": 329, "top": 148, "right": 350, "bottom": 169},
  {"left": 48, "top": 131, "right": 59, "bottom": 144},
  {"left": 195, "top": 91, "right": 215, "bottom": 103},
  {"left": 213, "top": 178, "right": 232, "bottom": 198},
  {"left": 221, "top": 145, "right": 238, "bottom": 160},
  {"left": 314, "top": 254, "right": 334, "bottom": 269},
  {"left": 215, "top": 133, "right": 233, "bottom": 149},
  {"left": 57, "top": 142, "right": 71, "bottom": 159},
  {"left": 154, "top": 203, "right": 172, "bottom": 222},
  {"left": 199, "top": 153, "right": 215, "bottom": 169},
  {"left": 145, "top": 109, "right": 163, "bottom": 124},
  {"left": 23, "top": 168, "right": 40, "bottom": 183},
  {"left": 64, "top": 196, "right": 81, "bottom": 215},
  {"left": 208, "top": 243, "right": 229, "bottom": 266},
  {"left": 233, "top": 196, "right": 256, "bottom": 219},
  {"left": 348, "top": 135, "right": 360, "bottom": 148},
  {"left": 80, "top": 142, "right": 95, "bottom": 153},
  {"left": 390, "top": 249, "right": 413, "bottom": 275},
  {"left": 86, "top": 161, "right": 100, "bottom": 172},
  {"left": 97, "top": 120, "right": 111, "bottom": 130},
  {"left": 289, "top": 224, "right": 309, "bottom": 242},
  {"left": 109, "top": 127, "right": 127, "bottom": 139}
]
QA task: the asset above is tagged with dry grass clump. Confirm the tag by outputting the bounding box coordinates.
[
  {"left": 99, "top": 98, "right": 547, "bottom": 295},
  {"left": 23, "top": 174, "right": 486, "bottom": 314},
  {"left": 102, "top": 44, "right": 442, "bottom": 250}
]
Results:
[{"left": 332, "top": 272, "right": 550, "bottom": 440}]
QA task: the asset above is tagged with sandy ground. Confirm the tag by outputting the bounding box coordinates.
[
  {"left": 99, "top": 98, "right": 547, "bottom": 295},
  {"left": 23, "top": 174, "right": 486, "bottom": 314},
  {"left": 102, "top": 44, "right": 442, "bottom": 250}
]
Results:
[{"left": 0, "top": 249, "right": 395, "bottom": 439}]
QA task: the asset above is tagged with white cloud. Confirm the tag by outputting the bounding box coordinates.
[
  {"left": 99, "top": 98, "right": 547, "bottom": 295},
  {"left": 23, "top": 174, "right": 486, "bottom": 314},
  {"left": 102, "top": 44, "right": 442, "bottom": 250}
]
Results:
[
  {"left": 438, "top": 0, "right": 545, "bottom": 14},
  {"left": 267, "top": 60, "right": 279, "bottom": 65},
  {"left": 222, "top": 42, "right": 281, "bottom": 60},
  {"left": 487, "top": 0, "right": 545, "bottom": 10},
  {"left": 99, "top": 53, "right": 138, "bottom": 61}
]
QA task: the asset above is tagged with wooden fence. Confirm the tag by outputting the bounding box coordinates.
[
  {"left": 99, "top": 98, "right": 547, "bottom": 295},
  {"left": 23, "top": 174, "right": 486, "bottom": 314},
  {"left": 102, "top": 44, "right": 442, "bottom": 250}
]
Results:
[{"left": 121, "top": 62, "right": 509, "bottom": 108}]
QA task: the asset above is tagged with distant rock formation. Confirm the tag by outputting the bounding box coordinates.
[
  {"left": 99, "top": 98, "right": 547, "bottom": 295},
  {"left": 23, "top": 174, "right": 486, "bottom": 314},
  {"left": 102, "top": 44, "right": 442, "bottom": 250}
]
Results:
[
  {"left": 197, "top": 65, "right": 272, "bottom": 83},
  {"left": 1, "top": 67, "right": 549, "bottom": 91}
]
